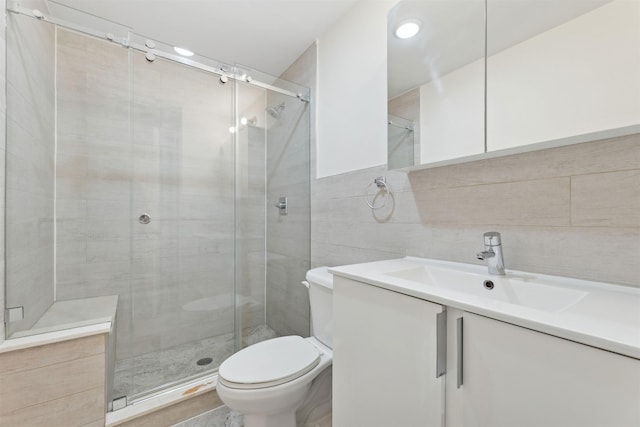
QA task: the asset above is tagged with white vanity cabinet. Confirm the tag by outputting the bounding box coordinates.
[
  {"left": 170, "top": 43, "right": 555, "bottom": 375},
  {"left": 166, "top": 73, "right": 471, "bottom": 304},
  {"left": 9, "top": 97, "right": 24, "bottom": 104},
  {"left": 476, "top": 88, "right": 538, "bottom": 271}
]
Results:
[
  {"left": 333, "top": 275, "right": 640, "bottom": 427},
  {"left": 452, "top": 312, "right": 640, "bottom": 427},
  {"left": 333, "top": 276, "right": 446, "bottom": 427}
]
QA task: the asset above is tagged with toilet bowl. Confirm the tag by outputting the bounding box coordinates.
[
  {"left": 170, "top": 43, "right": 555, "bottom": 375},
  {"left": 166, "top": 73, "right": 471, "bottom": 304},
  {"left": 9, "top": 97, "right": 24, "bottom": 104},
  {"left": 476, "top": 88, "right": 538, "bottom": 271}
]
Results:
[{"left": 216, "top": 267, "right": 333, "bottom": 427}]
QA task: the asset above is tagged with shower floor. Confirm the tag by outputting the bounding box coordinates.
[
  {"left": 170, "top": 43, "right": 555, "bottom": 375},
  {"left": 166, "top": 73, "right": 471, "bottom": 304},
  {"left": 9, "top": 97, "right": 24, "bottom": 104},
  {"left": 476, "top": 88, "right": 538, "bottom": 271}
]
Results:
[{"left": 113, "top": 324, "right": 278, "bottom": 399}]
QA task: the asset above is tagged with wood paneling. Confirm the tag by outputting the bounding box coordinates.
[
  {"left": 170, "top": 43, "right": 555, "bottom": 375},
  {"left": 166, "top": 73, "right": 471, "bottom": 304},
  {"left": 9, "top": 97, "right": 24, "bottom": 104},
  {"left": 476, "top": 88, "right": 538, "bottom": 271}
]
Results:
[
  {"left": 114, "top": 390, "right": 223, "bottom": 427},
  {"left": 0, "top": 333, "right": 104, "bottom": 374},
  {"left": 0, "top": 334, "right": 106, "bottom": 427}
]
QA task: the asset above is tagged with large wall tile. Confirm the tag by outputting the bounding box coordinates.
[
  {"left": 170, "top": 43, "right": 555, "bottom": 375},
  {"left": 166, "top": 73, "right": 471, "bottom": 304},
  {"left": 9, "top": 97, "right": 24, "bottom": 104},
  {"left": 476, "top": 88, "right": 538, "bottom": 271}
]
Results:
[
  {"left": 413, "top": 178, "right": 570, "bottom": 226},
  {"left": 571, "top": 170, "right": 640, "bottom": 227}
]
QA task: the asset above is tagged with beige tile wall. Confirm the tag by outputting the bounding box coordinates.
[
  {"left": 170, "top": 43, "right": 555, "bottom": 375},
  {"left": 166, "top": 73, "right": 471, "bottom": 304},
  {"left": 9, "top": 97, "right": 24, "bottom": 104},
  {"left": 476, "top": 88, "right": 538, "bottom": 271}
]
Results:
[
  {"left": 0, "top": 334, "right": 107, "bottom": 426},
  {"left": 312, "top": 134, "right": 640, "bottom": 286}
]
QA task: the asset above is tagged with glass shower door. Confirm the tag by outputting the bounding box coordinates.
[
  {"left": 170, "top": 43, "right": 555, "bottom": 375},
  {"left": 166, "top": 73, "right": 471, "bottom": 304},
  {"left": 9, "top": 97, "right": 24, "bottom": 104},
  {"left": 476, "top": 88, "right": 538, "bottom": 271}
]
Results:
[
  {"left": 234, "top": 65, "right": 311, "bottom": 347},
  {"left": 126, "top": 47, "right": 236, "bottom": 399}
]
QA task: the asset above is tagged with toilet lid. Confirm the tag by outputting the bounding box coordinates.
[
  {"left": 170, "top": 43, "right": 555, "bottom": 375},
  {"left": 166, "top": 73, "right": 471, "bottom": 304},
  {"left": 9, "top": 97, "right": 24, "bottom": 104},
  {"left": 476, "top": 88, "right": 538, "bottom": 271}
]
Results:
[{"left": 219, "top": 336, "right": 321, "bottom": 390}]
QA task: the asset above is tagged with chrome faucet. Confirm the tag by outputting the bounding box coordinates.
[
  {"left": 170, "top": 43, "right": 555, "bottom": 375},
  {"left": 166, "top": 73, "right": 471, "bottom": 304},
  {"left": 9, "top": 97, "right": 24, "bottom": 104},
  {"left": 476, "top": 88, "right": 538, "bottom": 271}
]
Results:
[{"left": 477, "top": 232, "right": 505, "bottom": 275}]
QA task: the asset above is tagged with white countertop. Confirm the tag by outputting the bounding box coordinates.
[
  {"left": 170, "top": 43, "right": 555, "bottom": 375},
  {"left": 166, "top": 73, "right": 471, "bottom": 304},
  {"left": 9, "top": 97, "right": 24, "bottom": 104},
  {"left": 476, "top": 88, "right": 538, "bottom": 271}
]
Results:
[{"left": 330, "top": 257, "right": 640, "bottom": 360}]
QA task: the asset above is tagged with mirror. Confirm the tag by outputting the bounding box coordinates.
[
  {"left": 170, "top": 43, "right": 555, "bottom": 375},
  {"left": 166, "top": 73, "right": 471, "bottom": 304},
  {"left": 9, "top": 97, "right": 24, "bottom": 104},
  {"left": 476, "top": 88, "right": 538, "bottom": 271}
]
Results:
[{"left": 388, "top": 0, "right": 640, "bottom": 169}]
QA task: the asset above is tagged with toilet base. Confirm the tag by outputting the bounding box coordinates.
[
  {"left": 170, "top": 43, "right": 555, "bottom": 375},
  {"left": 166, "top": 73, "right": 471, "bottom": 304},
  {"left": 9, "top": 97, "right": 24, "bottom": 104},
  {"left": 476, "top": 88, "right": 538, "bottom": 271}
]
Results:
[{"left": 244, "top": 411, "right": 296, "bottom": 427}]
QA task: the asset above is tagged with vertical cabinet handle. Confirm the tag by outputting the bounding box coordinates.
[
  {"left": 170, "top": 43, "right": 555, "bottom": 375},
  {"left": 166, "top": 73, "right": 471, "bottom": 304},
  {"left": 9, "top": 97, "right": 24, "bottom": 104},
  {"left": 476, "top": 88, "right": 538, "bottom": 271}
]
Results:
[
  {"left": 436, "top": 311, "right": 447, "bottom": 378},
  {"left": 457, "top": 317, "right": 464, "bottom": 388}
]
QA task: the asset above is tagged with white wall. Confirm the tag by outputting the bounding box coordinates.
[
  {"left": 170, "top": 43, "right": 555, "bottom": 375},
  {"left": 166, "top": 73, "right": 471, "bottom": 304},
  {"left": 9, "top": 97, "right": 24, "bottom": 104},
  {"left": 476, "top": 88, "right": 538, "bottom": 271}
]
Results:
[{"left": 316, "top": 0, "right": 396, "bottom": 178}]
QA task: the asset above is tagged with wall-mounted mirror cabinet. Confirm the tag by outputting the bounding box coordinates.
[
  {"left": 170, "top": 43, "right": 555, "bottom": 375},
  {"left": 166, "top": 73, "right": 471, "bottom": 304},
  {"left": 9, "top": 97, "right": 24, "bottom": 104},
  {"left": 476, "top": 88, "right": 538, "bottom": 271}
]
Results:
[{"left": 387, "top": 0, "right": 640, "bottom": 170}]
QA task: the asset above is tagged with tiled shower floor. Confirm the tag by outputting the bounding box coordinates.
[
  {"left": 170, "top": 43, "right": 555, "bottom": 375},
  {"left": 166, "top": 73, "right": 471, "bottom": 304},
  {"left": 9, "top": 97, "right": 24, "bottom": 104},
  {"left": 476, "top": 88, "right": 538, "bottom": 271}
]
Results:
[{"left": 113, "top": 324, "right": 278, "bottom": 399}]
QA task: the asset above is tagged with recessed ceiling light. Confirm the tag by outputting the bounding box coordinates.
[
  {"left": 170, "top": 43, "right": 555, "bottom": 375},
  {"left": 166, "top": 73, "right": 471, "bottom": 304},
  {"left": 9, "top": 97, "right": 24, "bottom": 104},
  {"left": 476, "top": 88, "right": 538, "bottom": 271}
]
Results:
[
  {"left": 395, "top": 19, "right": 421, "bottom": 39},
  {"left": 174, "top": 46, "right": 194, "bottom": 57}
]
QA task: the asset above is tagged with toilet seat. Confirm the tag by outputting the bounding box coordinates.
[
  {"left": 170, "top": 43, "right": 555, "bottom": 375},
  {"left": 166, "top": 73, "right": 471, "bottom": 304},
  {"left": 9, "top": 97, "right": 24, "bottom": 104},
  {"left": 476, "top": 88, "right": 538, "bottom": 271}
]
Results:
[{"left": 219, "top": 336, "right": 321, "bottom": 390}]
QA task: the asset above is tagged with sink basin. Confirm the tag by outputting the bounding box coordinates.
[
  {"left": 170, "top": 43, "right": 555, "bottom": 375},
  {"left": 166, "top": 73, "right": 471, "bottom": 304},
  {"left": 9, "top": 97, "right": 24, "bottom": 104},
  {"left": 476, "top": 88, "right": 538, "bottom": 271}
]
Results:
[{"left": 384, "top": 265, "right": 588, "bottom": 313}]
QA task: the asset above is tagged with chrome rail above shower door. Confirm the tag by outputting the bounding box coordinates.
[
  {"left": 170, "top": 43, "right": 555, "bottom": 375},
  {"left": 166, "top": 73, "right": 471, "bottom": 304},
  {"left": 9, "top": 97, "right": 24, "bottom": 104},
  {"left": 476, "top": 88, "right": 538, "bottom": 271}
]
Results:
[{"left": 8, "top": 3, "right": 311, "bottom": 104}]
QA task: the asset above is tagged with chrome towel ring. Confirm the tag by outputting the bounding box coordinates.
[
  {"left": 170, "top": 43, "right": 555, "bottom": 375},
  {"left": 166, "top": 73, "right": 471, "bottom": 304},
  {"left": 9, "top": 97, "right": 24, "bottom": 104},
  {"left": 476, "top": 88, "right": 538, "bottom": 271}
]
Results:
[{"left": 366, "top": 176, "right": 391, "bottom": 210}]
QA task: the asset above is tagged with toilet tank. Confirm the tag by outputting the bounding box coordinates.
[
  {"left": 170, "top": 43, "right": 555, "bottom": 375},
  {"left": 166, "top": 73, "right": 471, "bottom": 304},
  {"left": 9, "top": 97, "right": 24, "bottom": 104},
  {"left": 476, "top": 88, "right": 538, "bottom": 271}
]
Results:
[{"left": 305, "top": 267, "right": 333, "bottom": 348}]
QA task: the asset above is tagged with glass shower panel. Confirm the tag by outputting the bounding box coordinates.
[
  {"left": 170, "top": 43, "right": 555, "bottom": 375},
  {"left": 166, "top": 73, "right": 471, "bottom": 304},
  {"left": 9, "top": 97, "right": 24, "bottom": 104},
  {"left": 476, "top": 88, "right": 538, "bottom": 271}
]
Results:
[
  {"left": 53, "top": 27, "right": 134, "bottom": 401},
  {"left": 234, "top": 74, "right": 269, "bottom": 349},
  {"left": 4, "top": 11, "right": 56, "bottom": 338},
  {"left": 235, "top": 65, "right": 311, "bottom": 346},
  {"left": 265, "top": 79, "right": 311, "bottom": 340},
  {"left": 127, "top": 50, "right": 235, "bottom": 399}
]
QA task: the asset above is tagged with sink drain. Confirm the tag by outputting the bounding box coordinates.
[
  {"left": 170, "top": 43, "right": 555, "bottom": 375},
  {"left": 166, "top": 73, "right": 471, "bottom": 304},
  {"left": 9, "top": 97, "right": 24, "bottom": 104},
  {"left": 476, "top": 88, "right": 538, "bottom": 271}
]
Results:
[
  {"left": 196, "top": 357, "right": 213, "bottom": 366},
  {"left": 483, "top": 280, "right": 495, "bottom": 290}
]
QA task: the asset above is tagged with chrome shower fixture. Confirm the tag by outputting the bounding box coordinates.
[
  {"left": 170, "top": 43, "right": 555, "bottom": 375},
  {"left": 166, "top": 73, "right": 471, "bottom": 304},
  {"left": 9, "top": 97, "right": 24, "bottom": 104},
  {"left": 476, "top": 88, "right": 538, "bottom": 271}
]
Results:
[{"left": 266, "top": 102, "right": 285, "bottom": 119}]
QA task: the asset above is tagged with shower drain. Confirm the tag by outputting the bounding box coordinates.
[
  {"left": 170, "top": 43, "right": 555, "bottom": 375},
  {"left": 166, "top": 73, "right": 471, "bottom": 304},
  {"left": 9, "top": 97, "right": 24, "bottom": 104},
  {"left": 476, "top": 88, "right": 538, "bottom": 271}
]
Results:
[{"left": 196, "top": 357, "right": 213, "bottom": 366}]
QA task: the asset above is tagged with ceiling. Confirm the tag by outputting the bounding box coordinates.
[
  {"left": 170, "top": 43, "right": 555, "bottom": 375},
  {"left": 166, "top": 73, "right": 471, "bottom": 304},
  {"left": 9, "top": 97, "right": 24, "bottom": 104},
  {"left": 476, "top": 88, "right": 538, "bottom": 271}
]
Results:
[{"left": 47, "top": 0, "right": 358, "bottom": 77}]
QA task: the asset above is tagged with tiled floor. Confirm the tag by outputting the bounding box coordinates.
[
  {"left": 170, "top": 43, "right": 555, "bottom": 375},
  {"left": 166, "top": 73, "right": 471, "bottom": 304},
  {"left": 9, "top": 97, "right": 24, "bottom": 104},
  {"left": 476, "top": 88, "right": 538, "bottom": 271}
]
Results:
[
  {"left": 173, "top": 406, "right": 333, "bottom": 427},
  {"left": 113, "top": 325, "right": 278, "bottom": 399},
  {"left": 172, "top": 407, "right": 243, "bottom": 427},
  {"left": 171, "top": 365, "right": 333, "bottom": 427}
]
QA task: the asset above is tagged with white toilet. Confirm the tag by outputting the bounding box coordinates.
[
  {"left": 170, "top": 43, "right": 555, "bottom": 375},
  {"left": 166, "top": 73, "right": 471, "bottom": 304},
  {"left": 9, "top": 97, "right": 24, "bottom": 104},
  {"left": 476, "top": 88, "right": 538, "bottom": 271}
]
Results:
[{"left": 217, "top": 267, "right": 334, "bottom": 427}]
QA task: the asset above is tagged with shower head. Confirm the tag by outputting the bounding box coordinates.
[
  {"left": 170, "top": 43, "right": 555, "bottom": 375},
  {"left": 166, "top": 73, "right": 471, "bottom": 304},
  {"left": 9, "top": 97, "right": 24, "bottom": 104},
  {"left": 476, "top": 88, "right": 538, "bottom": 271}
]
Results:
[{"left": 266, "top": 102, "right": 285, "bottom": 119}]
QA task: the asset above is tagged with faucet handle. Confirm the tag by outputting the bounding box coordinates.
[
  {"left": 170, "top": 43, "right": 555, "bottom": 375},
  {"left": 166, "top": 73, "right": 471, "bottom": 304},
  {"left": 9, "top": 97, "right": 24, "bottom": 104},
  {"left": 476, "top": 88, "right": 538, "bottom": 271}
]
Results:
[{"left": 483, "top": 231, "right": 502, "bottom": 246}]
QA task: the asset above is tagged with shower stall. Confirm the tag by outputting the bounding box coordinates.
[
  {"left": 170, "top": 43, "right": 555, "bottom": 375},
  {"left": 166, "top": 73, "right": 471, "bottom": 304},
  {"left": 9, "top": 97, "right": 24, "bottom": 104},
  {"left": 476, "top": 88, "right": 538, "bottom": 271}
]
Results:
[{"left": 4, "top": 0, "right": 311, "bottom": 409}]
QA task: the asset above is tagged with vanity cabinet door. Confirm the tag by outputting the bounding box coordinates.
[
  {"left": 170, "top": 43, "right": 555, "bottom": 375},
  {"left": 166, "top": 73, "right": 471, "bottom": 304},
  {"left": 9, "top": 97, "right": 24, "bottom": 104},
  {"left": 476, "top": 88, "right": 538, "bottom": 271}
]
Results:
[
  {"left": 460, "top": 312, "right": 640, "bottom": 427},
  {"left": 333, "top": 277, "right": 445, "bottom": 427}
]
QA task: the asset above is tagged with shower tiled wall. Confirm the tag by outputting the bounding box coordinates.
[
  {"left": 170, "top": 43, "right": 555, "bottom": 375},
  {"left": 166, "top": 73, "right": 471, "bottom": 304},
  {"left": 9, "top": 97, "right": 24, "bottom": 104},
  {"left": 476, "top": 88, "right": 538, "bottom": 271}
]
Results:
[
  {"left": 4, "top": 7, "right": 56, "bottom": 334},
  {"left": 55, "top": 29, "right": 238, "bottom": 359}
]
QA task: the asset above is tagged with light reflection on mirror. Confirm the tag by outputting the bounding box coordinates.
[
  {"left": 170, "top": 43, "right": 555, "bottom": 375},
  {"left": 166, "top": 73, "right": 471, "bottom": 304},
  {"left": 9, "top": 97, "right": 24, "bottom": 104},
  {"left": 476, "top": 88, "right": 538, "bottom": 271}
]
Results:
[{"left": 388, "top": 0, "right": 640, "bottom": 170}]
